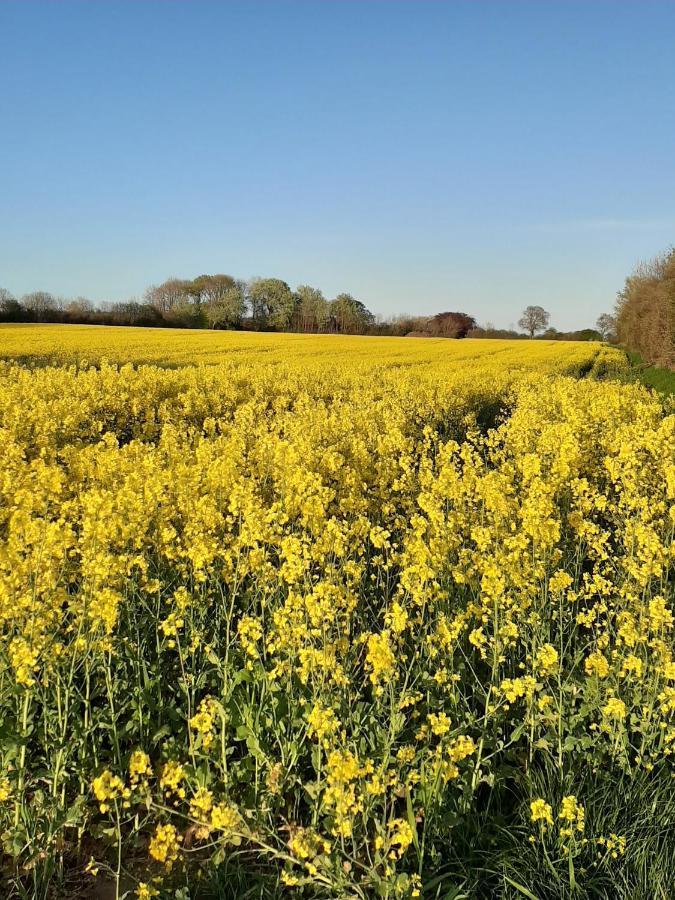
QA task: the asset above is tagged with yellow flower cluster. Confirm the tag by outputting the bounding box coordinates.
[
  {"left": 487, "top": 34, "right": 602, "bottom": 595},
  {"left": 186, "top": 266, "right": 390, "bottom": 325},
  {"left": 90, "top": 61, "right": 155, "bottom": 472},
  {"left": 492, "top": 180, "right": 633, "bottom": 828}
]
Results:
[
  {"left": 148, "top": 823, "right": 181, "bottom": 867},
  {"left": 129, "top": 750, "right": 152, "bottom": 785},
  {"left": 189, "top": 697, "right": 218, "bottom": 750},
  {"left": 530, "top": 798, "right": 554, "bottom": 826},
  {"left": 559, "top": 795, "right": 585, "bottom": 838},
  {"left": 91, "top": 770, "right": 129, "bottom": 813},
  {"left": 531, "top": 795, "right": 586, "bottom": 843}
]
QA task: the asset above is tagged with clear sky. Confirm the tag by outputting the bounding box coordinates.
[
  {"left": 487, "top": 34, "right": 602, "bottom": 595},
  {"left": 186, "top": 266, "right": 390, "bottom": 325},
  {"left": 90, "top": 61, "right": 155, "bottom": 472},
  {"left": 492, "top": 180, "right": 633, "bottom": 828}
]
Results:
[{"left": 1, "top": 1, "right": 674, "bottom": 330}]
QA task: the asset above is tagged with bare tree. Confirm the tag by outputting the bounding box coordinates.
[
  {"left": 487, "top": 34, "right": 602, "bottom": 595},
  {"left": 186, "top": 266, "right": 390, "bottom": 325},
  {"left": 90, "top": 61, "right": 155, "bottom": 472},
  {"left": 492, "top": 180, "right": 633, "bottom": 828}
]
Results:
[
  {"left": 518, "top": 305, "right": 550, "bottom": 337},
  {"left": 192, "top": 274, "right": 236, "bottom": 308},
  {"left": 66, "top": 296, "right": 95, "bottom": 316},
  {"left": 615, "top": 248, "right": 674, "bottom": 367},
  {"left": 596, "top": 313, "right": 617, "bottom": 342},
  {"left": 0, "top": 287, "right": 24, "bottom": 321},
  {"left": 144, "top": 278, "right": 192, "bottom": 314},
  {"left": 22, "top": 291, "right": 57, "bottom": 321},
  {"left": 0, "top": 287, "right": 16, "bottom": 309}
]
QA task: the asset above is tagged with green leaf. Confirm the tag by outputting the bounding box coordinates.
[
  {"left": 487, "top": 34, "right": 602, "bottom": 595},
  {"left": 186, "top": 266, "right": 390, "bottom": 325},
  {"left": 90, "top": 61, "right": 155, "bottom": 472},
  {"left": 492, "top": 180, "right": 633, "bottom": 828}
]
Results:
[
  {"left": 510, "top": 723, "right": 526, "bottom": 742},
  {"left": 405, "top": 790, "right": 420, "bottom": 853},
  {"left": 502, "top": 875, "right": 540, "bottom": 900},
  {"left": 568, "top": 850, "right": 576, "bottom": 891}
]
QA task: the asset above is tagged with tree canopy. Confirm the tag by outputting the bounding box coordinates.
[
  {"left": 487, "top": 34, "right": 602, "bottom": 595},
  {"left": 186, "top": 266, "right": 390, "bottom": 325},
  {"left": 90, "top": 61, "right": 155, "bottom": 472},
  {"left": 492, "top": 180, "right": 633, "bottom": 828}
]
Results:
[{"left": 518, "top": 305, "right": 550, "bottom": 338}]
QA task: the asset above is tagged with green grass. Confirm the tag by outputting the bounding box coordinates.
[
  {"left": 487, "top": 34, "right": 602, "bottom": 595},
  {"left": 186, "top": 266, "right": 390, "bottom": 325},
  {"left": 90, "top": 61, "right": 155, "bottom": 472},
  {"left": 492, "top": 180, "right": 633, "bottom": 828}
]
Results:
[{"left": 623, "top": 351, "right": 675, "bottom": 395}]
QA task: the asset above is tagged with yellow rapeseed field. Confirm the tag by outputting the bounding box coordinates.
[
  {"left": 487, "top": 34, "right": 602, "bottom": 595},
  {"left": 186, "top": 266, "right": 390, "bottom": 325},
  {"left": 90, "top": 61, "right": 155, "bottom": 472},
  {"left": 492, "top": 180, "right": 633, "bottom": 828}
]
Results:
[
  {"left": 0, "top": 325, "right": 672, "bottom": 899},
  {"left": 0, "top": 322, "right": 609, "bottom": 369}
]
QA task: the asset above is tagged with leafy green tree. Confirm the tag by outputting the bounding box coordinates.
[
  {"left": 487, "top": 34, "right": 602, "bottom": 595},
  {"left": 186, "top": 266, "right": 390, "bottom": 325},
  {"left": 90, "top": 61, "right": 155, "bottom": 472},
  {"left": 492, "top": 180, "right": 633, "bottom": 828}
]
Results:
[
  {"left": 329, "top": 293, "right": 374, "bottom": 333},
  {"left": 248, "top": 278, "right": 296, "bottom": 330},
  {"left": 204, "top": 285, "right": 246, "bottom": 329},
  {"left": 294, "top": 285, "right": 329, "bottom": 332}
]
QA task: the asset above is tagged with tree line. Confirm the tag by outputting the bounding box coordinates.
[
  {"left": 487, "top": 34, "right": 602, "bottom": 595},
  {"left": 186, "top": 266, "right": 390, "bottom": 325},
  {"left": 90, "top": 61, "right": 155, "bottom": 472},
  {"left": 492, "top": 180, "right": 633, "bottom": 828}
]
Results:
[
  {"left": 0, "top": 275, "right": 610, "bottom": 343},
  {"left": 0, "top": 275, "right": 379, "bottom": 334},
  {"left": 0, "top": 277, "right": 483, "bottom": 336}
]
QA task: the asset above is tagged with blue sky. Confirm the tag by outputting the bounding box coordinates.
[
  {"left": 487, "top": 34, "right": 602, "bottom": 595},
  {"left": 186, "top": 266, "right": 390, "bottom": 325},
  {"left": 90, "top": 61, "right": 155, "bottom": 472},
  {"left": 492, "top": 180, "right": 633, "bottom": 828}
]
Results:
[{"left": 1, "top": 1, "right": 674, "bottom": 330}]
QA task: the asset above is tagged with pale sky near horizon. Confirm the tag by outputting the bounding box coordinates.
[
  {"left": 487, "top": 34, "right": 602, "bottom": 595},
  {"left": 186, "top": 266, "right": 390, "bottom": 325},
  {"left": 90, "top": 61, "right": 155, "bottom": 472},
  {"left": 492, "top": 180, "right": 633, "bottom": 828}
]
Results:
[{"left": 1, "top": 1, "right": 674, "bottom": 330}]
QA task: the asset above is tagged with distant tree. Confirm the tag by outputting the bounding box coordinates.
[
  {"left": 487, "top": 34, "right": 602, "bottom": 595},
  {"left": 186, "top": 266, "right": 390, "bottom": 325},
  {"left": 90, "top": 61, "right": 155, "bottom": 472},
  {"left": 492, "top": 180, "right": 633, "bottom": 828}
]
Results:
[
  {"left": 248, "top": 278, "right": 296, "bottom": 330},
  {"left": 204, "top": 285, "right": 246, "bottom": 329},
  {"left": 381, "top": 314, "right": 430, "bottom": 336},
  {"left": 469, "top": 325, "right": 524, "bottom": 339},
  {"left": 294, "top": 285, "right": 329, "bottom": 332},
  {"left": 191, "top": 274, "right": 236, "bottom": 308},
  {"left": 0, "top": 288, "right": 23, "bottom": 322},
  {"left": 162, "top": 299, "right": 205, "bottom": 328},
  {"left": 596, "top": 312, "right": 617, "bottom": 342},
  {"left": 65, "top": 296, "right": 95, "bottom": 317},
  {"left": 0, "top": 287, "right": 15, "bottom": 307},
  {"left": 329, "top": 293, "right": 374, "bottom": 333},
  {"left": 428, "top": 311, "right": 477, "bottom": 338},
  {"left": 571, "top": 328, "right": 603, "bottom": 342},
  {"left": 109, "top": 300, "right": 163, "bottom": 326},
  {"left": 541, "top": 327, "right": 560, "bottom": 339},
  {"left": 518, "top": 305, "right": 550, "bottom": 337},
  {"left": 22, "top": 291, "right": 57, "bottom": 321},
  {"left": 144, "top": 279, "right": 193, "bottom": 314}
]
